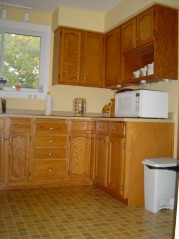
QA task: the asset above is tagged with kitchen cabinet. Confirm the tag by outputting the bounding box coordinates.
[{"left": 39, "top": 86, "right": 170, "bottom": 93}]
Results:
[
  {"left": 93, "top": 121, "right": 108, "bottom": 188},
  {"left": 69, "top": 120, "right": 94, "bottom": 183},
  {"left": 121, "top": 7, "right": 154, "bottom": 53},
  {"left": 107, "top": 122, "right": 126, "bottom": 201},
  {"left": 93, "top": 120, "right": 174, "bottom": 206},
  {"left": 105, "top": 27, "right": 121, "bottom": 87},
  {"left": 32, "top": 119, "right": 69, "bottom": 181},
  {"left": 0, "top": 119, "right": 5, "bottom": 182},
  {"left": 52, "top": 27, "right": 104, "bottom": 87},
  {"left": 121, "top": 4, "right": 178, "bottom": 84},
  {"left": 7, "top": 118, "right": 31, "bottom": 182}
]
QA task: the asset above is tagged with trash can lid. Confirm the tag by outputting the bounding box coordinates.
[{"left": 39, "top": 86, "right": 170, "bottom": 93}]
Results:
[{"left": 142, "top": 157, "right": 179, "bottom": 167}]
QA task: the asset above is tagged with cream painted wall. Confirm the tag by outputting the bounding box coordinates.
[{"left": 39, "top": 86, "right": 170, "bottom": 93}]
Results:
[{"left": 52, "top": 7, "right": 105, "bottom": 32}]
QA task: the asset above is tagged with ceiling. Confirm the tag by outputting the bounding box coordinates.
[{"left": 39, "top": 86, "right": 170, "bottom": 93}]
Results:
[{"left": 0, "top": 0, "right": 123, "bottom": 13}]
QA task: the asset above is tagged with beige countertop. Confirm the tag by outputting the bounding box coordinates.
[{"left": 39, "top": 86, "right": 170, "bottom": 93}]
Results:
[{"left": 0, "top": 110, "right": 174, "bottom": 123}]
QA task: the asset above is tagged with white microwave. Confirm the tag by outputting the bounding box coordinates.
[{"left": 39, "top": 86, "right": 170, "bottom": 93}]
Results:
[{"left": 115, "top": 90, "right": 168, "bottom": 118}]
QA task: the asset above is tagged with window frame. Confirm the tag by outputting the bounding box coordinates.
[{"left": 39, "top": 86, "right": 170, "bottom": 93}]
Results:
[{"left": 0, "top": 19, "right": 51, "bottom": 99}]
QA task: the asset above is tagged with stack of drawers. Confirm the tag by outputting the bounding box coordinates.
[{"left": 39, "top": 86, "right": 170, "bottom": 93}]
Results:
[{"left": 32, "top": 119, "right": 69, "bottom": 181}]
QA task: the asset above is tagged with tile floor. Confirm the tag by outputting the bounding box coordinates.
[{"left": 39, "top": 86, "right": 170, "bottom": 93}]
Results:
[{"left": 0, "top": 186, "right": 176, "bottom": 239}]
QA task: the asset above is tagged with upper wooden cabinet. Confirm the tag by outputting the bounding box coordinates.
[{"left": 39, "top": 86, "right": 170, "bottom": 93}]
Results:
[
  {"left": 105, "top": 27, "right": 121, "bottom": 86},
  {"left": 52, "top": 27, "right": 104, "bottom": 87},
  {"left": 122, "top": 18, "right": 136, "bottom": 53},
  {"left": 122, "top": 7, "right": 154, "bottom": 53},
  {"left": 121, "top": 5, "right": 178, "bottom": 84}
]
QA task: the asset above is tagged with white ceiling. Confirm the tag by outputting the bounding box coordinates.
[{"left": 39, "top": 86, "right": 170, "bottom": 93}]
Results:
[{"left": 0, "top": 0, "right": 123, "bottom": 13}]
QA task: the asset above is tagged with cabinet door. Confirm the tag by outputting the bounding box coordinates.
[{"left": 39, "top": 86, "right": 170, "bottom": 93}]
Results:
[
  {"left": 8, "top": 132, "right": 31, "bottom": 182},
  {"left": 136, "top": 7, "right": 154, "bottom": 47},
  {"left": 83, "top": 32, "right": 104, "bottom": 87},
  {"left": 69, "top": 132, "right": 91, "bottom": 179},
  {"left": 59, "top": 28, "right": 81, "bottom": 84},
  {"left": 0, "top": 132, "right": 5, "bottom": 182},
  {"left": 121, "top": 18, "right": 136, "bottom": 52},
  {"left": 94, "top": 134, "right": 108, "bottom": 187},
  {"left": 105, "top": 28, "right": 121, "bottom": 86},
  {"left": 107, "top": 136, "right": 125, "bottom": 196}
]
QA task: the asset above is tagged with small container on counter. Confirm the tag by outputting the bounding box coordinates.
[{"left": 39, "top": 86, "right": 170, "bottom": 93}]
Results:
[{"left": 73, "top": 98, "right": 86, "bottom": 116}]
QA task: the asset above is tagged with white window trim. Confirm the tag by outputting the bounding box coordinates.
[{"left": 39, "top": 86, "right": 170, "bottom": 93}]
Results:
[{"left": 0, "top": 19, "right": 51, "bottom": 99}]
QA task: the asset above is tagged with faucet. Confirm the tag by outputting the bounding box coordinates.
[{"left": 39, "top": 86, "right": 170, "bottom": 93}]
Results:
[{"left": 1, "top": 98, "right": 6, "bottom": 113}]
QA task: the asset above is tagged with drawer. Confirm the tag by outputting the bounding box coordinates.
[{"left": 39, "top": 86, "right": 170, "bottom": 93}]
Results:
[
  {"left": 32, "top": 160, "right": 67, "bottom": 180},
  {"left": 35, "top": 135, "right": 67, "bottom": 147},
  {"left": 9, "top": 118, "right": 31, "bottom": 130},
  {"left": 35, "top": 120, "right": 68, "bottom": 134},
  {"left": 34, "top": 148, "right": 66, "bottom": 159},
  {"left": 109, "top": 122, "right": 125, "bottom": 136},
  {"left": 0, "top": 119, "right": 5, "bottom": 130},
  {"left": 71, "top": 120, "right": 94, "bottom": 131},
  {"left": 96, "top": 121, "right": 108, "bottom": 133}
]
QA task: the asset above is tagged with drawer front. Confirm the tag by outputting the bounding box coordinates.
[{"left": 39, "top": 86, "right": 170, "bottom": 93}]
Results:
[
  {"left": 36, "top": 120, "right": 68, "bottom": 134},
  {"left": 33, "top": 160, "right": 67, "bottom": 180},
  {"left": 71, "top": 121, "right": 94, "bottom": 131},
  {"left": 109, "top": 122, "right": 125, "bottom": 136},
  {"left": 96, "top": 121, "right": 108, "bottom": 133},
  {"left": 0, "top": 119, "right": 5, "bottom": 130},
  {"left": 34, "top": 148, "right": 66, "bottom": 159},
  {"left": 9, "top": 118, "right": 31, "bottom": 130},
  {"left": 35, "top": 135, "right": 67, "bottom": 146}
]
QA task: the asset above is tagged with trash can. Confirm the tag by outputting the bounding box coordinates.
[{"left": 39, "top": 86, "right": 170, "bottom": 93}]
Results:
[{"left": 142, "top": 157, "right": 179, "bottom": 213}]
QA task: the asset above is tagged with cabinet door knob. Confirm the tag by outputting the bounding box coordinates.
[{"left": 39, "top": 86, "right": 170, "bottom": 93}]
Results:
[
  {"left": 9, "top": 138, "right": 13, "bottom": 141},
  {"left": 49, "top": 152, "right": 53, "bottom": 156},
  {"left": 49, "top": 140, "right": 53, "bottom": 143},
  {"left": 49, "top": 169, "right": 52, "bottom": 172},
  {"left": 1, "top": 138, "right": 5, "bottom": 141},
  {"left": 50, "top": 127, "right": 54, "bottom": 130}
]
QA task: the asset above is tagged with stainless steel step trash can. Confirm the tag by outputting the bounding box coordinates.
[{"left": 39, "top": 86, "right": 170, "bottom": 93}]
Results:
[{"left": 142, "top": 157, "right": 179, "bottom": 213}]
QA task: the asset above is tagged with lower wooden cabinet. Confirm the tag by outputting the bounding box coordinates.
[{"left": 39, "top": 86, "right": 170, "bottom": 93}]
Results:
[
  {"left": 69, "top": 120, "right": 94, "bottom": 183},
  {"left": 0, "top": 117, "right": 174, "bottom": 207},
  {"left": 7, "top": 118, "right": 31, "bottom": 183},
  {"left": 107, "top": 136, "right": 125, "bottom": 197},
  {"left": 32, "top": 119, "right": 69, "bottom": 182},
  {"left": 93, "top": 133, "right": 108, "bottom": 187}
]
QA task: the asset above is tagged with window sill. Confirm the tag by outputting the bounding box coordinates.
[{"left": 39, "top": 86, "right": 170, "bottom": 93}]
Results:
[{"left": 0, "top": 89, "right": 46, "bottom": 99}]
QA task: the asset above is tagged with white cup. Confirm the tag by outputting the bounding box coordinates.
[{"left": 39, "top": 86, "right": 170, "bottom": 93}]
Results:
[{"left": 133, "top": 70, "right": 140, "bottom": 78}]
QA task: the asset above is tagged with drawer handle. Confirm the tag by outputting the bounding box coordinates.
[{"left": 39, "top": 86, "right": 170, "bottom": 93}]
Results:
[
  {"left": 49, "top": 140, "right": 53, "bottom": 143},
  {"left": 9, "top": 138, "right": 13, "bottom": 141},
  {"left": 50, "top": 127, "right": 54, "bottom": 130},
  {"left": 49, "top": 152, "right": 53, "bottom": 156}
]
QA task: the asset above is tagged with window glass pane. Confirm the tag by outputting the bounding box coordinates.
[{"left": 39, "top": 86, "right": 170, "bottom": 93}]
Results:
[{"left": 3, "top": 33, "right": 40, "bottom": 89}]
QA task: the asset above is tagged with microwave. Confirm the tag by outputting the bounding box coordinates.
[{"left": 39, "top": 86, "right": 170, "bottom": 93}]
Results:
[{"left": 115, "top": 90, "right": 168, "bottom": 118}]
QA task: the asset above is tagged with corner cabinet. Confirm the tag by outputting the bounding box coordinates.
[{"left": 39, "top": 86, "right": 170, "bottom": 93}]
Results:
[
  {"left": 53, "top": 27, "right": 104, "bottom": 87},
  {"left": 93, "top": 120, "right": 174, "bottom": 206},
  {"left": 121, "top": 4, "right": 178, "bottom": 84}
]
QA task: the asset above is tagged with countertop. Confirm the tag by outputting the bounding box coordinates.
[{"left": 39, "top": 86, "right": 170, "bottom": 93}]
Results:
[{"left": 0, "top": 110, "right": 174, "bottom": 123}]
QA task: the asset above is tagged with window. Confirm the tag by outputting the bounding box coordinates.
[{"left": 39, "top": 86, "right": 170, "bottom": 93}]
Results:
[{"left": 0, "top": 20, "right": 51, "bottom": 99}]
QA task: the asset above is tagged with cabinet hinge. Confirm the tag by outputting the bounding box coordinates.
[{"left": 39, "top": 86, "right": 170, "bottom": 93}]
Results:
[
  {"left": 121, "top": 185, "right": 124, "bottom": 192},
  {"left": 153, "top": 31, "right": 157, "bottom": 37},
  {"left": 69, "top": 135, "right": 71, "bottom": 141},
  {"left": 29, "top": 172, "right": 31, "bottom": 177},
  {"left": 123, "top": 142, "right": 126, "bottom": 149},
  {"left": 68, "top": 170, "right": 70, "bottom": 175},
  {"left": 153, "top": 10, "right": 155, "bottom": 17}
]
